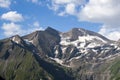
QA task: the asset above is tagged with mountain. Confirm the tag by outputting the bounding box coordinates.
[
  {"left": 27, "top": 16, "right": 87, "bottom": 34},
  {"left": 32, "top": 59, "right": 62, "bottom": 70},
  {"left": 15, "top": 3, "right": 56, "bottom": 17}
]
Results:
[{"left": 0, "top": 27, "right": 120, "bottom": 80}]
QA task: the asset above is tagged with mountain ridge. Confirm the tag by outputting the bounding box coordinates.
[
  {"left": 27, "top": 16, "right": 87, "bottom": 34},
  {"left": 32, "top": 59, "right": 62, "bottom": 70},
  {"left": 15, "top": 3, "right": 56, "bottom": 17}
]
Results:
[{"left": 0, "top": 27, "right": 120, "bottom": 80}]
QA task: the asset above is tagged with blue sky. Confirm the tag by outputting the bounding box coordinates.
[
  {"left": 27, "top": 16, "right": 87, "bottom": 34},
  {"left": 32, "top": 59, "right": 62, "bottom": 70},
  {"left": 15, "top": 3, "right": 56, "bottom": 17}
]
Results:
[{"left": 0, "top": 0, "right": 120, "bottom": 40}]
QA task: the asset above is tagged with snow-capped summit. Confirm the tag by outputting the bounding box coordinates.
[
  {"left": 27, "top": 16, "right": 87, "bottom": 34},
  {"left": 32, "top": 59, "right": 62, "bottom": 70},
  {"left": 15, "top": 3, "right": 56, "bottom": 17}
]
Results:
[
  {"left": 60, "top": 28, "right": 110, "bottom": 49},
  {"left": 61, "top": 28, "right": 110, "bottom": 42}
]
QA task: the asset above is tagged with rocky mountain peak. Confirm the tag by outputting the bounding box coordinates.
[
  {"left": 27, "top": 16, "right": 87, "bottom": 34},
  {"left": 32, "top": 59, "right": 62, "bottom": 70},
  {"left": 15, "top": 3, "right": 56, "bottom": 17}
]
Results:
[
  {"left": 45, "top": 27, "right": 60, "bottom": 37},
  {"left": 45, "top": 27, "right": 56, "bottom": 31},
  {"left": 61, "top": 28, "right": 110, "bottom": 43},
  {"left": 11, "top": 35, "right": 24, "bottom": 44},
  {"left": 71, "top": 28, "right": 87, "bottom": 35}
]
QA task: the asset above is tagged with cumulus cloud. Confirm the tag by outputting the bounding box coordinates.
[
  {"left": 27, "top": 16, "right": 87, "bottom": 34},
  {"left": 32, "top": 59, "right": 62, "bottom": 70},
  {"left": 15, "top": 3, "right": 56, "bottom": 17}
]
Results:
[
  {"left": 27, "top": 0, "right": 41, "bottom": 5},
  {"left": 0, "top": 0, "right": 11, "bottom": 8},
  {"left": 58, "top": 3, "right": 76, "bottom": 16},
  {"left": 48, "top": 0, "right": 86, "bottom": 16},
  {"left": 65, "top": 3, "right": 76, "bottom": 15},
  {"left": 48, "top": 0, "right": 120, "bottom": 40},
  {"left": 1, "top": 23, "right": 23, "bottom": 37},
  {"left": 1, "top": 21, "right": 43, "bottom": 37},
  {"left": 1, "top": 11, "right": 43, "bottom": 37},
  {"left": 33, "top": 21, "right": 40, "bottom": 27},
  {"left": 1, "top": 11, "right": 24, "bottom": 22},
  {"left": 31, "top": 0, "right": 39, "bottom": 3},
  {"left": 79, "top": 0, "right": 120, "bottom": 25},
  {"left": 99, "top": 25, "right": 120, "bottom": 40}
]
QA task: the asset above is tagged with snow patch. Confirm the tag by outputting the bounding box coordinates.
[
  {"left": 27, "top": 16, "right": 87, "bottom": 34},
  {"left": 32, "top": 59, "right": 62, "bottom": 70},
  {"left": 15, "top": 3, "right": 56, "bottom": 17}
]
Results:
[
  {"left": 61, "top": 47, "right": 67, "bottom": 53},
  {"left": 24, "top": 39, "right": 33, "bottom": 45},
  {"left": 50, "top": 57, "right": 63, "bottom": 64},
  {"left": 50, "top": 57, "right": 71, "bottom": 67},
  {"left": 78, "top": 35, "right": 107, "bottom": 43},
  {"left": 55, "top": 50, "right": 59, "bottom": 55},
  {"left": 12, "top": 37, "right": 19, "bottom": 44},
  {"left": 28, "top": 40, "right": 33, "bottom": 44},
  {"left": 69, "top": 55, "right": 83, "bottom": 61},
  {"left": 60, "top": 34, "right": 107, "bottom": 49}
]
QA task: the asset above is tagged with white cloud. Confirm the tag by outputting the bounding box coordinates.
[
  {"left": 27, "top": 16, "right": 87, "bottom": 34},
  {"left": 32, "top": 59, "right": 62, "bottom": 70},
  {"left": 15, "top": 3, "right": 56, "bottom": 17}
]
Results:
[
  {"left": 58, "top": 3, "right": 76, "bottom": 16},
  {"left": 107, "top": 32, "right": 120, "bottom": 41},
  {"left": 27, "top": 0, "right": 41, "bottom": 5},
  {"left": 48, "top": 0, "right": 86, "bottom": 16},
  {"left": 52, "top": 0, "right": 86, "bottom": 5},
  {"left": 33, "top": 21, "right": 40, "bottom": 27},
  {"left": 1, "top": 11, "right": 24, "bottom": 22},
  {"left": 0, "top": 0, "right": 11, "bottom": 8},
  {"left": 31, "top": 0, "right": 38, "bottom": 3},
  {"left": 99, "top": 25, "right": 120, "bottom": 40},
  {"left": 65, "top": 3, "right": 76, "bottom": 15},
  {"left": 1, "top": 21, "right": 44, "bottom": 37},
  {"left": 79, "top": 0, "right": 120, "bottom": 25},
  {"left": 1, "top": 23, "right": 23, "bottom": 37}
]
